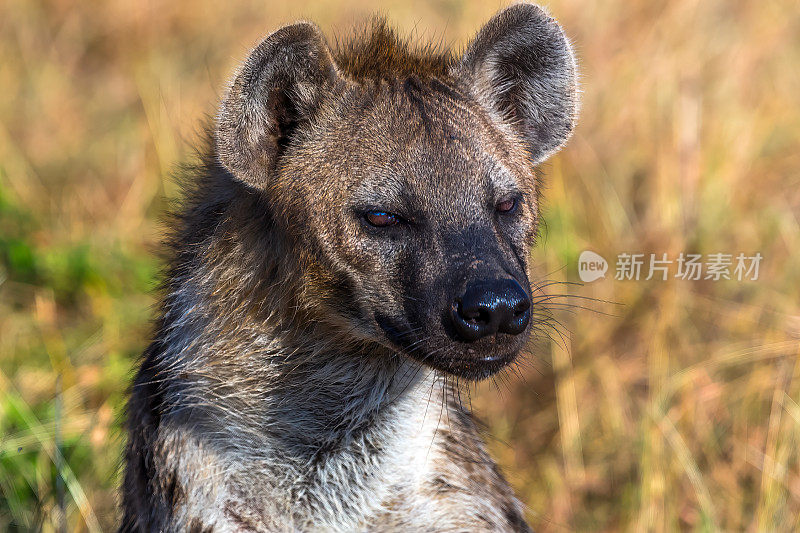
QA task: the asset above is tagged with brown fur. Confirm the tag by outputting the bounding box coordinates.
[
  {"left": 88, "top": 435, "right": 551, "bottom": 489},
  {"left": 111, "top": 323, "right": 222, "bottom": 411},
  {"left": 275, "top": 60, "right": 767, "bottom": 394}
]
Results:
[
  {"left": 121, "top": 4, "right": 578, "bottom": 531},
  {"left": 333, "top": 19, "right": 454, "bottom": 80}
]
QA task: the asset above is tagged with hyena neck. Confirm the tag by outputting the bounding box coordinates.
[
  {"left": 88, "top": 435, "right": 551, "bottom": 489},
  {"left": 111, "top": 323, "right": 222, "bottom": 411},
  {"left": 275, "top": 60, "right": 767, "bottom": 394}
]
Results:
[
  {"left": 150, "top": 302, "right": 469, "bottom": 528},
  {"left": 159, "top": 297, "right": 444, "bottom": 459}
]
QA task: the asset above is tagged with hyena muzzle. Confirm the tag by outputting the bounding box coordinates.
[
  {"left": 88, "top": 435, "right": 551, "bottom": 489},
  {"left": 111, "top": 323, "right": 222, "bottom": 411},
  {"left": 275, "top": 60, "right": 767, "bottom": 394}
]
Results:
[{"left": 121, "top": 3, "right": 578, "bottom": 531}]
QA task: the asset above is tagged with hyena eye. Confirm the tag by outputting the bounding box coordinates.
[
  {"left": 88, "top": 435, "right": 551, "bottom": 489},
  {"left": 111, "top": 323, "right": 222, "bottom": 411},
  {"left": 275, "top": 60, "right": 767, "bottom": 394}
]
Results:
[
  {"left": 496, "top": 198, "right": 519, "bottom": 214},
  {"left": 363, "top": 211, "right": 400, "bottom": 228}
]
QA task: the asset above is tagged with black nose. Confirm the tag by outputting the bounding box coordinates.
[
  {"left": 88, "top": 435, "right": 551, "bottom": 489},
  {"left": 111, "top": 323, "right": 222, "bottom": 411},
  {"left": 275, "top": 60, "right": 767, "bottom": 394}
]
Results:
[{"left": 450, "top": 279, "right": 531, "bottom": 342}]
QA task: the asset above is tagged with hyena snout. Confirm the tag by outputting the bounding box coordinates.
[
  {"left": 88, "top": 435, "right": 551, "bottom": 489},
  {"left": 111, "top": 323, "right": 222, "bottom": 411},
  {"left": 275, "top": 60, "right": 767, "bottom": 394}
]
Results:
[{"left": 450, "top": 279, "right": 531, "bottom": 342}]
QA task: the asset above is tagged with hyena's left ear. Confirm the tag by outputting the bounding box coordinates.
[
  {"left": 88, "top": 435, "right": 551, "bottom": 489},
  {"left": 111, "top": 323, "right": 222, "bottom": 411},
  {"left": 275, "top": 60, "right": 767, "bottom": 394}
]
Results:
[
  {"left": 216, "top": 23, "right": 341, "bottom": 189},
  {"left": 454, "top": 3, "right": 578, "bottom": 164}
]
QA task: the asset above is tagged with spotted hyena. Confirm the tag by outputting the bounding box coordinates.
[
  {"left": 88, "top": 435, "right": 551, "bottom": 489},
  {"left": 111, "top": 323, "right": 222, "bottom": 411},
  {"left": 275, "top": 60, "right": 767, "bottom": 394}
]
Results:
[{"left": 121, "top": 3, "right": 578, "bottom": 531}]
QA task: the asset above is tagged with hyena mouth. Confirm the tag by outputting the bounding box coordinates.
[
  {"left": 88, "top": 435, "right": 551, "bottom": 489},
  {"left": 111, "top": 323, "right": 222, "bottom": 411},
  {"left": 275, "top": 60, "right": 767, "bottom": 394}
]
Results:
[
  {"left": 423, "top": 350, "right": 520, "bottom": 381},
  {"left": 375, "top": 314, "right": 523, "bottom": 380}
]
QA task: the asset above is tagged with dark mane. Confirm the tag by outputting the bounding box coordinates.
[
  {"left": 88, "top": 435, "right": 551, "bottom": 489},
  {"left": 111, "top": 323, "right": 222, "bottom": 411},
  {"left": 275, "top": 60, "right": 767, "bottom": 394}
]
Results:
[{"left": 333, "top": 18, "right": 454, "bottom": 81}]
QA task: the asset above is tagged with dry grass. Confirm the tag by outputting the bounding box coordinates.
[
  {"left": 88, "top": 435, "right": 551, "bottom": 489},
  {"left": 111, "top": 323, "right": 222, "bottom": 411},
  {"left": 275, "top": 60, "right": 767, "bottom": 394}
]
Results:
[{"left": 1, "top": 0, "right": 798, "bottom": 530}]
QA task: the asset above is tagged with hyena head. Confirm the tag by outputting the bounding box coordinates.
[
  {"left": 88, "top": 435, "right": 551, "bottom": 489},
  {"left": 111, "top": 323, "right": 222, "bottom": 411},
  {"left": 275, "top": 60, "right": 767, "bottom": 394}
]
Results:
[{"left": 216, "top": 4, "right": 577, "bottom": 380}]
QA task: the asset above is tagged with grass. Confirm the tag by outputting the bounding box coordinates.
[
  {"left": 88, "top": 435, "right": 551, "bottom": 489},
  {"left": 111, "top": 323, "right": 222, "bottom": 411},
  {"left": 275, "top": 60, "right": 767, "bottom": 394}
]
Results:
[{"left": 1, "top": 0, "right": 798, "bottom": 530}]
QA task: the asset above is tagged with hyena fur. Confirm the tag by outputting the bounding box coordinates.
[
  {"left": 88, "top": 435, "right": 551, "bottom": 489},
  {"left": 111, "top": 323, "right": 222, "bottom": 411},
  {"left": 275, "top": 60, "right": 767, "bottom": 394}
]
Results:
[{"left": 121, "top": 3, "right": 578, "bottom": 531}]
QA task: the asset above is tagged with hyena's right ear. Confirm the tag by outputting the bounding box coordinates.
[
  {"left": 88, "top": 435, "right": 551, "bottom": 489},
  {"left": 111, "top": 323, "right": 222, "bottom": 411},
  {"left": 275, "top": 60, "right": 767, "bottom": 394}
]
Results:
[{"left": 216, "top": 23, "right": 340, "bottom": 189}]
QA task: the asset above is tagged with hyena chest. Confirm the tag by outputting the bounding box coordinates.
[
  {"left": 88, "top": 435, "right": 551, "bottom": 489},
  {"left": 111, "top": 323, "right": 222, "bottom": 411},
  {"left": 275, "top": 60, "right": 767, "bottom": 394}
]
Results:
[{"left": 161, "top": 391, "right": 461, "bottom": 531}]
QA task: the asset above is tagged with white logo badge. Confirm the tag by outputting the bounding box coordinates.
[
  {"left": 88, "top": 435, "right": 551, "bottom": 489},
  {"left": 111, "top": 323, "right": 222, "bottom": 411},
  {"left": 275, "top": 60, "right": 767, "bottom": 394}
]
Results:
[{"left": 578, "top": 250, "right": 608, "bottom": 282}]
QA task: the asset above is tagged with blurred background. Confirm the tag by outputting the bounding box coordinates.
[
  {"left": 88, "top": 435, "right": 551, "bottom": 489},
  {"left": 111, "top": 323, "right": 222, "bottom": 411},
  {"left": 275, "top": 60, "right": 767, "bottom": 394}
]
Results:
[{"left": 1, "top": 0, "right": 798, "bottom": 530}]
